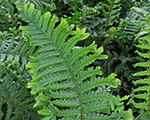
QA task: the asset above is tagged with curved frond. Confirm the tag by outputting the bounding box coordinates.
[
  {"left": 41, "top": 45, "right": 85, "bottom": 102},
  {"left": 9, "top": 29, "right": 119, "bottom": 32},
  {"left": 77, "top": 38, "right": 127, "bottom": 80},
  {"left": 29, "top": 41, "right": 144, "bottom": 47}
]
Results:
[{"left": 16, "top": 1, "right": 131, "bottom": 119}]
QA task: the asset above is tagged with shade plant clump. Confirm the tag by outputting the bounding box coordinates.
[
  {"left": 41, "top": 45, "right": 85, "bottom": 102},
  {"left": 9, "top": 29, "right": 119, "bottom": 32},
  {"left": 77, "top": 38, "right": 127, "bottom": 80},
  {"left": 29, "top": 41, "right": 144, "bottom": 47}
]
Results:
[{"left": 1, "top": 0, "right": 150, "bottom": 119}]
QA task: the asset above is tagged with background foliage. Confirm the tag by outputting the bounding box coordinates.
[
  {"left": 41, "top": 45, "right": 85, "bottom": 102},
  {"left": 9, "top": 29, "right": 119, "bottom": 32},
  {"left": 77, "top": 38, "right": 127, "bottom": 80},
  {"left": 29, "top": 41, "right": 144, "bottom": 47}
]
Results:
[{"left": 1, "top": 0, "right": 150, "bottom": 119}]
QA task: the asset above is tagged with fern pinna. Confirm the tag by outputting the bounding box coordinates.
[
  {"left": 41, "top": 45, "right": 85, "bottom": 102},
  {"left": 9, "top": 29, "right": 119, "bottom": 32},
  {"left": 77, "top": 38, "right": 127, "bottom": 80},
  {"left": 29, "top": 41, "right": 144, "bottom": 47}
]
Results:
[
  {"left": 16, "top": 0, "right": 132, "bottom": 119},
  {"left": 130, "top": 7, "right": 150, "bottom": 113}
]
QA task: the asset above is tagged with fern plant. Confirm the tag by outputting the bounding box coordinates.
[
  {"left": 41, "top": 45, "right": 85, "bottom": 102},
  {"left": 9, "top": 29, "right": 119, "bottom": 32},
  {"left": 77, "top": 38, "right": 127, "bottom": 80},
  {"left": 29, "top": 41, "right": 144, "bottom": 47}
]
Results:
[
  {"left": 118, "top": 19, "right": 141, "bottom": 46},
  {"left": 0, "top": 23, "right": 39, "bottom": 119},
  {"left": 129, "top": 7, "right": 150, "bottom": 115},
  {"left": 15, "top": 0, "right": 134, "bottom": 119},
  {"left": 0, "top": 61, "right": 41, "bottom": 120},
  {"left": 0, "top": 27, "right": 36, "bottom": 71},
  {"left": 0, "top": 0, "right": 17, "bottom": 30},
  {"left": 100, "top": 0, "right": 121, "bottom": 27},
  {"left": 96, "top": 18, "right": 143, "bottom": 97}
]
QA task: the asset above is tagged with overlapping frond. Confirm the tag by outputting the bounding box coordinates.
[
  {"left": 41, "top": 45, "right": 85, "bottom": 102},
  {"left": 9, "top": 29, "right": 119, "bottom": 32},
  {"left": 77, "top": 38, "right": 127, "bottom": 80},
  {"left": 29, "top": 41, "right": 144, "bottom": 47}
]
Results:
[
  {"left": 0, "top": 28, "right": 36, "bottom": 71},
  {"left": 100, "top": 0, "right": 121, "bottom": 26},
  {"left": 0, "top": 61, "right": 41, "bottom": 120},
  {"left": 16, "top": 1, "right": 132, "bottom": 119},
  {"left": 0, "top": 0, "right": 16, "bottom": 30},
  {"left": 130, "top": 7, "right": 150, "bottom": 112},
  {"left": 118, "top": 19, "right": 142, "bottom": 42}
]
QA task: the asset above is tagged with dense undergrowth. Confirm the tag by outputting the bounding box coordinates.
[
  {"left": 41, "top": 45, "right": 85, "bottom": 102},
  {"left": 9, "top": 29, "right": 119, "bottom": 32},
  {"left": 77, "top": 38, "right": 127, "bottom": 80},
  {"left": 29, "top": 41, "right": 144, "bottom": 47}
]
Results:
[{"left": 1, "top": 0, "right": 150, "bottom": 119}]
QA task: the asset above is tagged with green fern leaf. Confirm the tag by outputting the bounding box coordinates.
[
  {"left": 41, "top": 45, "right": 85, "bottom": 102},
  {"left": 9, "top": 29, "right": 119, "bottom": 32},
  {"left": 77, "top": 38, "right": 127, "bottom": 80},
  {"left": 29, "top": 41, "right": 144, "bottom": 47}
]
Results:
[
  {"left": 133, "top": 93, "right": 148, "bottom": 99},
  {"left": 0, "top": 28, "right": 36, "bottom": 71},
  {"left": 100, "top": 0, "right": 121, "bottom": 26},
  {"left": 134, "top": 61, "right": 150, "bottom": 67},
  {"left": 133, "top": 78, "right": 150, "bottom": 84},
  {"left": 132, "top": 70, "right": 150, "bottom": 76},
  {"left": 135, "top": 50, "right": 150, "bottom": 59},
  {"left": 133, "top": 86, "right": 150, "bottom": 93},
  {"left": 16, "top": 1, "right": 132, "bottom": 119},
  {"left": 130, "top": 99, "right": 147, "bottom": 110},
  {"left": 0, "top": 62, "right": 41, "bottom": 120},
  {"left": 118, "top": 19, "right": 142, "bottom": 43},
  {"left": 130, "top": 7, "right": 150, "bottom": 112}
]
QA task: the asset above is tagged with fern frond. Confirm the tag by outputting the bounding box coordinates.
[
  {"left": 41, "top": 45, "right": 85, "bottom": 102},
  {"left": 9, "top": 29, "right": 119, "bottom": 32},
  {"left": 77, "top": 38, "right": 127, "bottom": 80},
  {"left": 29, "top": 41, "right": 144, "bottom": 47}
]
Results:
[
  {"left": 100, "top": 0, "right": 121, "bottom": 26},
  {"left": 0, "top": 62, "right": 41, "bottom": 120},
  {"left": 16, "top": 1, "right": 132, "bottom": 119},
  {"left": 131, "top": 7, "right": 150, "bottom": 19},
  {"left": 0, "top": 29, "right": 36, "bottom": 71},
  {"left": 130, "top": 7, "right": 150, "bottom": 112},
  {"left": 0, "top": 0, "right": 16, "bottom": 30},
  {"left": 118, "top": 19, "right": 142, "bottom": 43}
]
